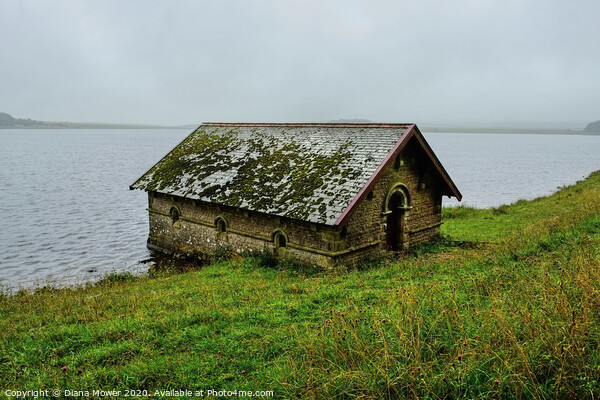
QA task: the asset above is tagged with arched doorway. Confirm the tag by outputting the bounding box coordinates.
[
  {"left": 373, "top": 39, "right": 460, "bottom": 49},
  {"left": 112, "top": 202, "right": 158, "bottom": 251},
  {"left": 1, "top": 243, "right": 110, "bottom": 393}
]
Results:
[{"left": 384, "top": 185, "right": 410, "bottom": 251}]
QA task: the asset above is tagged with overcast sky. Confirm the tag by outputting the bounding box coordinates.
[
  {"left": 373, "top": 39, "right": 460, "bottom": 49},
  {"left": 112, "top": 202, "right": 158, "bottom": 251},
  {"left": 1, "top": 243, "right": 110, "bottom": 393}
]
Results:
[{"left": 1, "top": 0, "right": 598, "bottom": 127}]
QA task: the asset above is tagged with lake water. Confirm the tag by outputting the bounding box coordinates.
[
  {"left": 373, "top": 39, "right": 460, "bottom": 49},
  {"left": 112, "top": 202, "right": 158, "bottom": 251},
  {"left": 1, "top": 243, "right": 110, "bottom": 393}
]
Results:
[
  {"left": 1, "top": 129, "right": 599, "bottom": 291},
  {"left": 424, "top": 132, "right": 600, "bottom": 208}
]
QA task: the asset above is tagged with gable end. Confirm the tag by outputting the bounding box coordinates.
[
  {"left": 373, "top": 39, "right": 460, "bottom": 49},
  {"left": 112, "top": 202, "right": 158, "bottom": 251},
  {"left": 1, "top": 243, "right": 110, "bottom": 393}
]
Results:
[{"left": 334, "top": 125, "right": 462, "bottom": 228}]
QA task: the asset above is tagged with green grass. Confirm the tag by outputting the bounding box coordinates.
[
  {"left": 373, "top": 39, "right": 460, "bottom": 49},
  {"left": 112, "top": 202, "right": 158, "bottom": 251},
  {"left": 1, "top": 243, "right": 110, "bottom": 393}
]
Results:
[
  {"left": 2, "top": 172, "right": 600, "bottom": 399},
  {"left": 442, "top": 173, "right": 600, "bottom": 244}
]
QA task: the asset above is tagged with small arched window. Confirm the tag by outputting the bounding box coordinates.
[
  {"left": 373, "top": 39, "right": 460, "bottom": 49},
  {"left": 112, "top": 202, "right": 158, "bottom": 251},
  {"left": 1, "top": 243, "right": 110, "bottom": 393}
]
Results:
[
  {"left": 170, "top": 206, "right": 181, "bottom": 228},
  {"left": 272, "top": 229, "right": 288, "bottom": 258},
  {"left": 340, "top": 226, "right": 348, "bottom": 238},
  {"left": 275, "top": 233, "right": 287, "bottom": 248},
  {"left": 394, "top": 156, "right": 402, "bottom": 169},
  {"left": 215, "top": 216, "right": 228, "bottom": 234}
]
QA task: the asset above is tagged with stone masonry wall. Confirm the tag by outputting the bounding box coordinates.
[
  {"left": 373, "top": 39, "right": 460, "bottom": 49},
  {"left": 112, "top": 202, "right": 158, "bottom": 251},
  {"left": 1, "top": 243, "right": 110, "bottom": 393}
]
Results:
[
  {"left": 147, "top": 192, "right": 342, "bottom": 269},
  {"left": 338, "top": 137, "right": 443, "bottom": 264}
]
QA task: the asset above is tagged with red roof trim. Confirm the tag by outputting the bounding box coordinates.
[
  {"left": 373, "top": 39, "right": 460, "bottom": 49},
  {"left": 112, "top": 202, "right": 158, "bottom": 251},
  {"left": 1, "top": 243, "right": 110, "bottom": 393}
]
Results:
[
  {"left": 333, "top": 124, "right": 416, "bottom": 227},
  {"left": 333, "top": 124, "right": 462, "bottom": 228},
  {"left": 202, "top": 122, "right": 414, "bottom": 128},
  {"left": 410, "top": 125, "right": 462, "bottom": 201}
]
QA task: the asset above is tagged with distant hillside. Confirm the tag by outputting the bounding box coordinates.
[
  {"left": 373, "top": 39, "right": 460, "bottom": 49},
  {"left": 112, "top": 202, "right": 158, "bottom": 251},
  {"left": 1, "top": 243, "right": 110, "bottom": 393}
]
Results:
[
  {"left": 0, "top": 112, "right": 170, "bottom": 129},
  {"left": 0, "top": 112, "right": 47, "bottom": 127},
  {"left": 328, "top": 118, "right": 372, "bottom": 123},
  {"left": 584, "top": 120, "right": 600, "bottom": 132}
]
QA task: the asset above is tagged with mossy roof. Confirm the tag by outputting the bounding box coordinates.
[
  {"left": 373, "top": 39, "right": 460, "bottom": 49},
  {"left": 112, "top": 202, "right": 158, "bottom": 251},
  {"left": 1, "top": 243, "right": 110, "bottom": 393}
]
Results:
[{"left": 131, "top": 123, "right": 414, "bottom": 225}]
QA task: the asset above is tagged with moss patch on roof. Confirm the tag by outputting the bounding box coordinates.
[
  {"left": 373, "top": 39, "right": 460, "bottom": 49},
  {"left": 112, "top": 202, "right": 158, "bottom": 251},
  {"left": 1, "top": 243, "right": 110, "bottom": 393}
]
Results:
[{"left": 132, "top": 124, "right": 409, "bottom": 225}]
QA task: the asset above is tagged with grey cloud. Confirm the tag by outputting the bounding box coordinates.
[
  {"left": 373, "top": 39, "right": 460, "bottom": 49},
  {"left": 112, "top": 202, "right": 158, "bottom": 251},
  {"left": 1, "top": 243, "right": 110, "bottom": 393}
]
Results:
[{"left": 1, "top": 0, "right": 598, "bottom": 127}]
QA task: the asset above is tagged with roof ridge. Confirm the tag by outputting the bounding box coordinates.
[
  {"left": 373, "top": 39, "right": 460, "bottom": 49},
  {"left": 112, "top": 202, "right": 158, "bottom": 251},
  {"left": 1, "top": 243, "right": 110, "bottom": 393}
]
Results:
[{"left": 202, "top": 122, "right": 413, "bottom": 128}]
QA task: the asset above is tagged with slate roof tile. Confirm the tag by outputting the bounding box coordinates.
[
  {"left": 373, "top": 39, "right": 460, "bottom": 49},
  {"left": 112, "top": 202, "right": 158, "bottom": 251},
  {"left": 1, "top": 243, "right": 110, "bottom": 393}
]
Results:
[{"left": 131, "top": 123, "right": 412, "bottom": 225}]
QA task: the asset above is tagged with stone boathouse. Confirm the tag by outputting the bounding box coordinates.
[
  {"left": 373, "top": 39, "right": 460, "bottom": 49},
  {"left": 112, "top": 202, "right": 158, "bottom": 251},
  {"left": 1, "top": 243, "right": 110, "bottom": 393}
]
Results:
[{"left": 130, "top": 123, "right": 462, "bottom": 268}]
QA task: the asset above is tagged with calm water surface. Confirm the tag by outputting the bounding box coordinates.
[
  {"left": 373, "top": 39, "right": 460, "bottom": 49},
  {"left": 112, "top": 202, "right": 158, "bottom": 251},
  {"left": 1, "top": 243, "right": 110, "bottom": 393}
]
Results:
[
  {"left": 425, "top": 132, "right": 600, "bottom": 208},
  {"left": 0, "top": 129, "right": 188, "bottom": 291},
  {"left": 1, "top": 129, "right": 599, "bottom": 290}
]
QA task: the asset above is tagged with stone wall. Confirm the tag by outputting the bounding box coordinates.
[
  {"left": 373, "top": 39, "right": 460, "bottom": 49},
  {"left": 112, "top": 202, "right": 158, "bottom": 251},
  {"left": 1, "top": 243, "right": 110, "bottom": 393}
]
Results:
[
  {"left": 147, "top": 192, "right": 344, "bottom": 268},
  {"left": 337, "top": 137, "right": 444, "bottom": 264}
]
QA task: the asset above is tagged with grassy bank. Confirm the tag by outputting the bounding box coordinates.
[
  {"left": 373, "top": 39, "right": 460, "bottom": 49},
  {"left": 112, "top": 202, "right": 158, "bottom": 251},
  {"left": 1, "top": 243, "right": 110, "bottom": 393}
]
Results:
[{"left": 2, "top": 172, "right": 600, "bottom": 399}]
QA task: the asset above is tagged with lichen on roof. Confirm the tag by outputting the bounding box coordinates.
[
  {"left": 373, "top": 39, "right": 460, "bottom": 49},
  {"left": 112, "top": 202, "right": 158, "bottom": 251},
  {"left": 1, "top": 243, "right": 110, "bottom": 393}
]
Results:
[{"left": 131, "top": 124, "right": 410, "bottom": 225}]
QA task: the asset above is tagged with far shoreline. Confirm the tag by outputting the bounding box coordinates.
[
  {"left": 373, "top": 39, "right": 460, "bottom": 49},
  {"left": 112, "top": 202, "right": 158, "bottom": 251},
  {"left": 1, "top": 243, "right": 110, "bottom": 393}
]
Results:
[
  {"left": 1, "top": 112, "right": 597, "bottom": 135},
  {"left": 421, "top": 126, "right": 596, "bottom": 135},
  {"left": 0, "top": 124, "right": 193, "bottom": 129},
  {"left": 2, "top": 125, "right": 597, "bottom": 135}
]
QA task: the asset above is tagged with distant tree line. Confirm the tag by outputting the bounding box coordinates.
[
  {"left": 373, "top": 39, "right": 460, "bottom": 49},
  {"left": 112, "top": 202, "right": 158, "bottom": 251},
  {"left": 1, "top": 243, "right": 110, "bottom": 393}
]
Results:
[
  {"left": 0, "top": 112, "right": 169, "bottom": 129},
  {"left": 0, "top": 112, "right": 47, "bottom": 127},
  {"left": 585, "top": 120, "right": 600, "bottom": 132}
]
